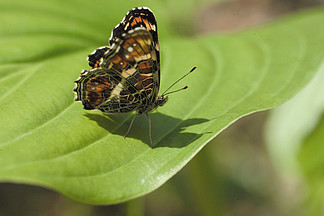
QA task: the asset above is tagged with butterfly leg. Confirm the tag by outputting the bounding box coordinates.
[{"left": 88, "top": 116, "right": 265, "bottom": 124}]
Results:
[
  {"left": 146, "top": 113, "right": 153, "bottom": 148},
  {"left": 124, "top": 114, "right": 137, "bottom": 139}
]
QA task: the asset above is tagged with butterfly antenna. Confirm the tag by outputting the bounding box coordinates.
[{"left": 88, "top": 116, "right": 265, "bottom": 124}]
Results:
[
  {"left": 162, "top": 66, "right": 197, "bottom": 95},
  {"left": 164, "top": 85, "right": 188, "bottom": 95}
]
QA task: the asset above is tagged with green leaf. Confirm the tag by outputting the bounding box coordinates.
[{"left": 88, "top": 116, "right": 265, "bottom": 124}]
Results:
[{"left": 0, "top": 0, "right": 323, "bottom": 204}]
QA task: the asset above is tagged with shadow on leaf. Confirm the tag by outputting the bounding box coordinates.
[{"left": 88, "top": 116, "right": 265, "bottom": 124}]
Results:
[{"left": 85, "top": 112, "right": 208, "bottom": 148}]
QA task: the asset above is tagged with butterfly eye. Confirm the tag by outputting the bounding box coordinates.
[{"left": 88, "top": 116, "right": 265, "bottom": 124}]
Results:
[{"left": 157, "top": 95, "right": 168, "bottom": 106}]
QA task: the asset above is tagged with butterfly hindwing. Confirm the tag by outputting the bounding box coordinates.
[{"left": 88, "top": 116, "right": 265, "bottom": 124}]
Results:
[{"left": 74, "top": 67, "right": 143, "bottom": 113}]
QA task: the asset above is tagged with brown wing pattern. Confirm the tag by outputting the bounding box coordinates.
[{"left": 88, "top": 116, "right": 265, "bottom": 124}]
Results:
[
  {"left": 110, "top": 7, "right": 160, "bottom": 84},
  {"left": 101, "top": 28, "right": 160, "bottom": 112},
  {"left": 74, "top": 68, "right": 142, "bottom": 113},
  {"left": 110, "top": 7, "right": 158, "bottom": 48}
]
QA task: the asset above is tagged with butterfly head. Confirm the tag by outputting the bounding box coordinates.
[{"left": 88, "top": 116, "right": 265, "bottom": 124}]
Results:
[{"left": 157, "top": 94, "right": 168, "bottom": 107}]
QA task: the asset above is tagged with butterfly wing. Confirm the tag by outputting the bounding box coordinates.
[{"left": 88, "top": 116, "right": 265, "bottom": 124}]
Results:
[
  {"left": 87, "top": 46, "right": 109, "bottom": 68},
  {"left": 74, "top": 67, "right": 142, "bottom": 113},
  {"left": 104, "top": 27, "right": 160, "bottom": 107},
  {"left": 75, "top": 28, "right": 160, "bottom": 113},
  {"left": 76, "top": 7, "right": 160, "bottom": 114},
  {"left": 110, "top": 7, "right": 159, "bottom": 50}
]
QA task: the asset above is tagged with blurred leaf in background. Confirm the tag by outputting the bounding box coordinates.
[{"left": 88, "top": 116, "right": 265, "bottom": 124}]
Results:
[
  {"left": 298, "top": 113, "right": 324, "bottom": 216},
  {"left": 0, "top": 0, "right": 324, "bottom": 215},
  {"left": 265, "top": 61, "right": 324, "bottom": 215}
]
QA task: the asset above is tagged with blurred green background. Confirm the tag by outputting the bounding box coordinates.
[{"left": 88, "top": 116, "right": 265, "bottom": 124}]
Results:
[{"left": 1, "top": 0, "right": 324, "bottom": 215}]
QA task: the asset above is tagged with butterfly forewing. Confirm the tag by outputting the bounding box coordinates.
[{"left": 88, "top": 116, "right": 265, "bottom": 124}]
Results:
[
  {"left": 109, "top": 7, "right": 160, "bottom": 84},
  {"left": 110, "top": 7, "right": 159, "bottom": 47},
  {"left": 103, "top": 28, "right": 160, "bottom": 105}
]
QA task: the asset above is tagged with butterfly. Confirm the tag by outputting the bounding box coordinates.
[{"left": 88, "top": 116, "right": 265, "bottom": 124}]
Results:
[{"left": 74, "top": 7, "right": 196, "bottom": 147}]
